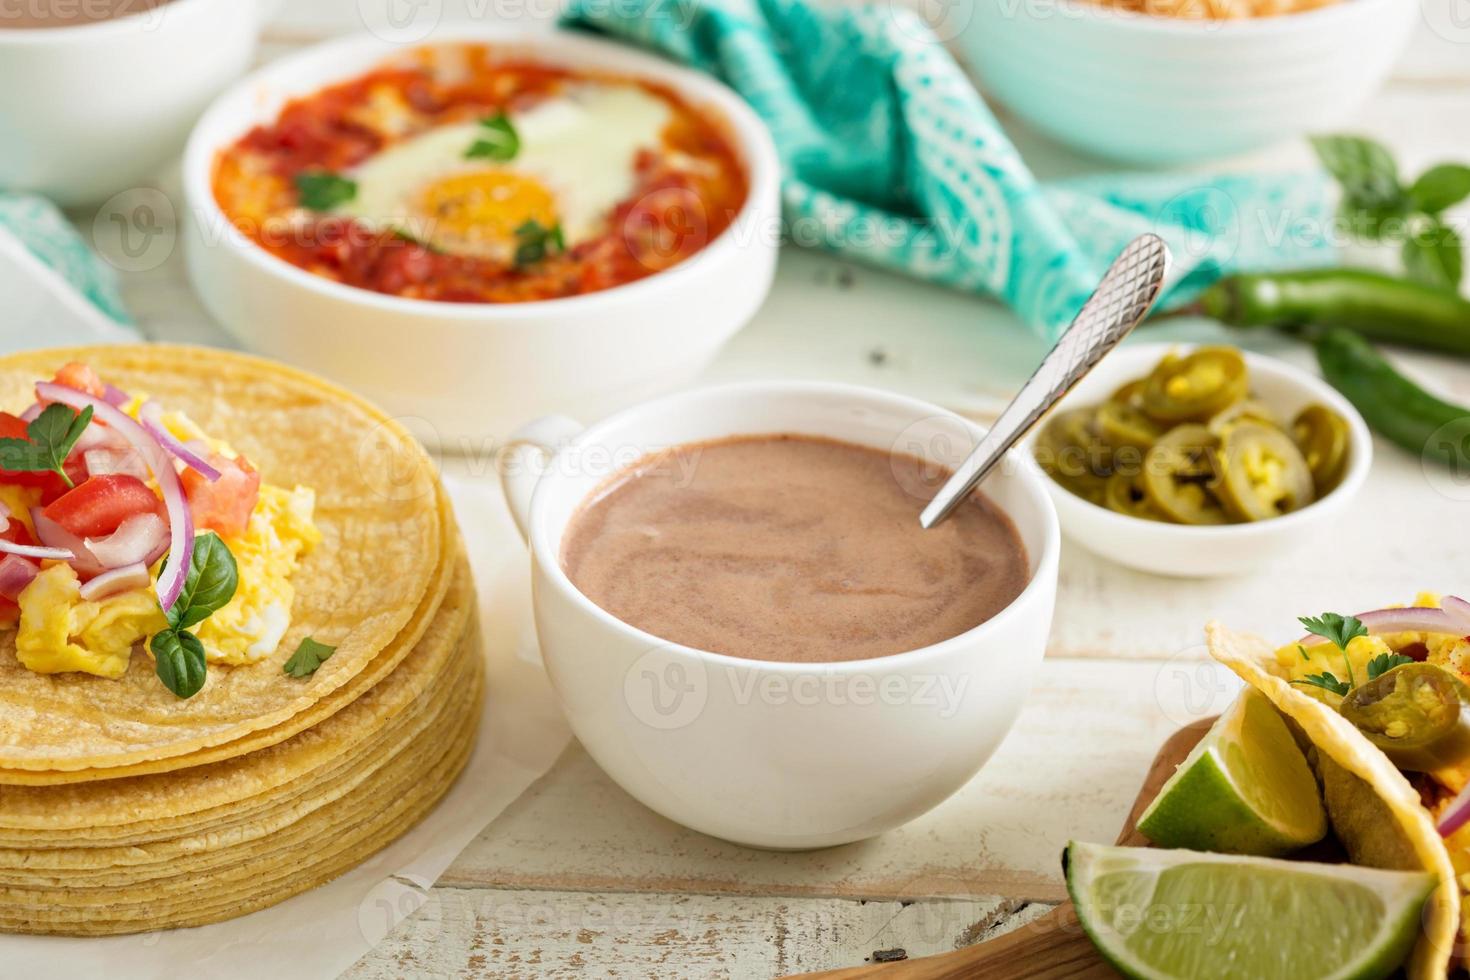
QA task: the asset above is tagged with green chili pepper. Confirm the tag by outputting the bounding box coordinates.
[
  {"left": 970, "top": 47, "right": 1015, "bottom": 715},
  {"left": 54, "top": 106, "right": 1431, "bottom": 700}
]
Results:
[
  {"left": 1315, "top": 327, "right": 1470, "bottom": 469},
  {"left": 1198, "top": 269, "right": 1470, "bottom": 357}
]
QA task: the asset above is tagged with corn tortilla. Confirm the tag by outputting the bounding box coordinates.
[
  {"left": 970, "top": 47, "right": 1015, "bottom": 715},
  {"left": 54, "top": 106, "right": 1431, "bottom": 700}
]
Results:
[
  {"left": 0, "top": 345, "right": 443, "bottom": 773},
  {"left": 0, "top": 636, "right": 478, "bottom": 888},
  {"left": 0, "top": 560, "right": 474, "bottom": 849},
  {"left": 0, "top": 656, "right": 481, "bottom": 935},
  {"left": 1208, "top": 620, "right": 1461, "bottom": 980}
]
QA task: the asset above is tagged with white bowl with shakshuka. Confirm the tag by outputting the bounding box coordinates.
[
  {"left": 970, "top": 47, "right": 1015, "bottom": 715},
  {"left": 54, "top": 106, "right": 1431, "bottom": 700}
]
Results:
[
  {"left": 499, "top": 382, "right": 1060, "bottom": 849},
  {"left": 182, "top": 29, "right": 781, "bottom": 447}
]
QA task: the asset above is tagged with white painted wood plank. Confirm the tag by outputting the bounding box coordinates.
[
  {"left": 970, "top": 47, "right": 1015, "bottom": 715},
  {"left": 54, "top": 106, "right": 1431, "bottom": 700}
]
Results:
[
  {"left": 341, "top": 887, "right": 1053, "bottom": 979},
  {"left": 436, "top": 658, "right": 1239, "bottom": 904}
]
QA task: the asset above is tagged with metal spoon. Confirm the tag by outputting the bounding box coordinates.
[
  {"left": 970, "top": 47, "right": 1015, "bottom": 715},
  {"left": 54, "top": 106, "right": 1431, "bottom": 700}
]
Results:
[{"left": 920, "top": 234, "right": 1172, "bottom": 529}]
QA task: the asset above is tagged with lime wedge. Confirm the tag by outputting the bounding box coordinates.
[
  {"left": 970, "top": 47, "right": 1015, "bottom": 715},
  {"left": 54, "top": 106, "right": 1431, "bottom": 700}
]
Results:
[
  {"left": 1137, "top": 688, "right": 1326, "bottom": 855},
  {"left": 1066, "top": 842, "right": 1434, "bottom": 980}
]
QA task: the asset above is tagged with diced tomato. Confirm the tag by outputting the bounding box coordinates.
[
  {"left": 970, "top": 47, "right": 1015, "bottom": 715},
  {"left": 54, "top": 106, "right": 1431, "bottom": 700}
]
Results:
[
  {"left": 0, "top": 598, "right": 17, "bottom": 627},
  {"left": 0, "top": 412, "right": 87, "bottom": 504},
  {"left": 50, "top": 362, "right": 106, "bottom": 400},
  {"left": 41, "top": 474, "right": 163, "bottom": 540},
  {"left": 182, "top": 453, "right": 260, "bottom": 538}
]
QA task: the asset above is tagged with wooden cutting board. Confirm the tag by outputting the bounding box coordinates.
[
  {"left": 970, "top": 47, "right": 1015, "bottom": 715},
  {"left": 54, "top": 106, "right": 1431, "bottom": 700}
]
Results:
[{"left": 789, "top": 716, "right": 1216, "bottom": 980}]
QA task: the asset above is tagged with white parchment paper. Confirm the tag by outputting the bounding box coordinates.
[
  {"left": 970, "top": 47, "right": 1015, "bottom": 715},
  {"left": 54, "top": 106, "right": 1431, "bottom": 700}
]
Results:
[{"left": 0, "top": 474, "right": 572, "bottom": 979}]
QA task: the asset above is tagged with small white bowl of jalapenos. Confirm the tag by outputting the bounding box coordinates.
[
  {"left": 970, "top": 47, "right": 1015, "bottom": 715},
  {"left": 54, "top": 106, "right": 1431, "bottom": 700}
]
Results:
[{"left": 1029, "top": 343, "right": 1373, "bottom": 577}]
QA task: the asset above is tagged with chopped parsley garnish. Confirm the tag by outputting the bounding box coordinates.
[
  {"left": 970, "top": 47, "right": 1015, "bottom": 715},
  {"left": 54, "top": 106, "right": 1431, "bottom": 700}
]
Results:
[
  {"left": 0, "top": 403, "right": 92, "bottom": 489},
  {"left": 513, "top": 220, "right": 565, "bottom": 267},
  {"left": 1292, "top": 672, "right": 1352, "bottom": 697},
  {"left": 1367, "top": 653, "right": 1417, "bottom": 681},
  {"left": 151, "top": 533, "right": 238, "bottom": 699},
  {"left": 284, "top": 637, "right": 336, "bottom": 678},
  {"left": 1292, "top": 611, "right": 1373, "bottom": 698},
  {"left": 294, "top": 171, "right": 358, "bottom": 211},
  {"left": 465, "top": 113, "right": 519, "bottom": 161},
  {"left": 1299, "top": 612, "right": 1370, "bottom": 653}
]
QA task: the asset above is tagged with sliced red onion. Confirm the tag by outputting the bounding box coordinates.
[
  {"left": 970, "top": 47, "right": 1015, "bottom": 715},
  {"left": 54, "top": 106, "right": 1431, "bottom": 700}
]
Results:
[
  {"left": 18, "top": 404, "right": 39, "bottom": 423},
  {"left": 102, "top": 383, "right": 130, "bottom": 407},
  {"left": 31, "top": 509, "right": 104, "bottom": 578},
  {"left": 0, "top": 500, "right": 9, "bottom": 535},
  {"left": 1295, "top": 607, "right": 1470, "bottom": 647},
  {"left": 78, "top": 562, "right": 151, "bottom": 601},
  {"left": 73, "top": 421, "right": 130, "bottom": 455},
  {"left": 34, "top": 382, "right": 191, "bottom": 611},
  {"left": 0, "top": 554, "right": 37, "bottom": 601},
  {"left": 138, "top": 401, "right": 220, "bottom": 482},
  {"left": 1443, "top": 596, "right": 1470, "bottom": 634},
  {"left": 85, "top": 513, "right": 169, "bottom": 569},
  {"left": 84, "top": 448, "right": 150, "bottom": 481},
  {"left": 1439, "top": 782, "right": 1470, "bottom": 838},
  {"left": 0, "top": 537, "right": 74, "bottom": 561}
]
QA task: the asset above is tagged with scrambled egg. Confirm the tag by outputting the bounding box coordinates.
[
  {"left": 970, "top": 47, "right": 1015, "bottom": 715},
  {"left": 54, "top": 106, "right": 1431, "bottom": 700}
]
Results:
[
  {"left": 15, "top": 564, "right": 165, "bottom": 678},
  {"left": 197, "top": 484, "right": 321, "bottom": 666},
  {"left": 0, "top": 484, "right": 39, "bottom": 535}
]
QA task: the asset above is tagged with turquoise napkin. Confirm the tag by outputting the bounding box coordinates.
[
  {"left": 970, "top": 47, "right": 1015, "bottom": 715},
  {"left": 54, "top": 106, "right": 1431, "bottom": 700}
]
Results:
[
  {"left": 562, "top": 0, "right": 1335, "bottom": 340},
  {"left": 0, "top": 192, "right": 137, "bottom": 355}
]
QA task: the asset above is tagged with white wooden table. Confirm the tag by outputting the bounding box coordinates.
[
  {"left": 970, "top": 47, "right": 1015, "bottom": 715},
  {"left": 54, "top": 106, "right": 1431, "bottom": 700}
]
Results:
[{"left": 97, "top": 2, "right": 1470, "bottom": 974}]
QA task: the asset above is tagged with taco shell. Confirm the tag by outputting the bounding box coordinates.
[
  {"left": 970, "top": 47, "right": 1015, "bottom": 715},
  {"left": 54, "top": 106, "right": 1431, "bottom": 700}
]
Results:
[{"left": 1209, "top": 620, "right": 1462, "bottom": 980}]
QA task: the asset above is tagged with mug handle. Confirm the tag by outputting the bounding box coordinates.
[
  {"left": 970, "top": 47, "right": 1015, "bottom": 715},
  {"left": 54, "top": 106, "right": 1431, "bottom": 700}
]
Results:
[{"left": 497, "top": 415, "right": 585, "bottom": 543}]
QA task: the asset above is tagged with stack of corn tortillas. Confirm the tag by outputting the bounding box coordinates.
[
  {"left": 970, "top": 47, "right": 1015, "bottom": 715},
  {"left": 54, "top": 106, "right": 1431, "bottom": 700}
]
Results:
[{"left": 0, "top": 346, "right": 481, "bottom": 936}]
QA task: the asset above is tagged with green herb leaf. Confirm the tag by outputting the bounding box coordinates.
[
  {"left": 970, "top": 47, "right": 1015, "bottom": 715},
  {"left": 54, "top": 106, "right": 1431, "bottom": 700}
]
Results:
[
  {"left": 151, "top": 629, "right": 208, "bottom": 699},
  {"left": 1366, "top": 653, "right": 1417, "bottom": 681},
  {"left": 294, "top": 171, "right": 358, "bottom": 211},
  {"left": 0, "top": 403, "right": 93, "bottom": 489},
  {"left": 465, "top": 114, "right": 519, "bottom": 161},
  {"left": 1403, "top": 217, "right": 1464, "bottom": 289},
  {"left": 284, "top": 637, "right": 336, "bottom": 678},
  {"left": 1297, "top": 644, "right": 1311, "bottom": 661},
  {"left": 1292, "top": 672, "right": 1351, "bottom": 697},
  {"left": 513, "top": 220, "right": 565, "bottom": 267},
  {"left": 1408, "top": 163, "right": 1470, "bottom": 214},
  {"left": 1311, "top": 134, "right": 1405, "bottom": 216},
  {"left": 1299, "top": 612, "right": 1370, "bottom": 652},
  {"left": 165, "top": 533, "right": 239, "bottom": 631}
]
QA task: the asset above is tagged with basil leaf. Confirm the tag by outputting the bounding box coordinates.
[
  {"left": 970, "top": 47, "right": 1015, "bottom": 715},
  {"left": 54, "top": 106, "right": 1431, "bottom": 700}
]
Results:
[
  {"left": 0, "top": 404, "right": 91, "bottom": 487},
  {"left": 513, "top": 220, "right": 564, "bottom": 267},
  {"left": 1311, "top": 134, "right": 1405, "bottom": 215},
  {"left": 1408, "top": 163, "right": 1470, "bottom": 215},
  {"left": 284, "top": 637, "right": 336, "bottom": 678},
  {"left": 166, "top": 533, "right": 239, "bottom": 631},
  {"left": 1403, "top": 218, "right": 1464, "bottom": 289},
  {"left": 465, "top": 114, "right": 519, "bottom": 161},
  {"left": 152, "top": 629, "right": 208, "bottom": 699},
  {"left": 294, "top": 171, "right": 358, "bottom": 211}
]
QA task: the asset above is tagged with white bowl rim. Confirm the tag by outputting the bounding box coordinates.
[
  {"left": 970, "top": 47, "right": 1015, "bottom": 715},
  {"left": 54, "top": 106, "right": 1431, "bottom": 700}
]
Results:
[
  {"left": 181, "top": 25, "right": 781, "bottom": 322},
  {"left": 1029, "top": 0, "right": 1404, "bottom": 35},
  {"left": 530, "top": 379, "right": 1063, "bottom": 674},
  {"left": 1034, "top": 341, "right": 1373, "bottom": 540},
  {"left": 0, "top": 0, "right": 212, "bottom": 43}
]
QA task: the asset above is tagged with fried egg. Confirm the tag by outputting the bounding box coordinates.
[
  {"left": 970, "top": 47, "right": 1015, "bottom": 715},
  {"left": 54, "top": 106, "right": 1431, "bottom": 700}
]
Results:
[{"left": 339, "top": 83, "right": 672, "bottom": 261}]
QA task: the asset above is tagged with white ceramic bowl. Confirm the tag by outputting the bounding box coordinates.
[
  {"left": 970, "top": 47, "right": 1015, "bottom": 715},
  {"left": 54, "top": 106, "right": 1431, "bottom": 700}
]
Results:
[
  {"left": 1028, "top": 343, "right": 1371, "bottom": 576},
  {"left": 498, "top": 381, "right": 1060, "bottom": 849},
  {"left": 182, "top": 28, "right": 781, "bottom": 450},
  {"left": 960, "top": 0, "right": 1418, "bottom": 164},
  {"left": 0, "top": 0, "right": 268, "bottom": 206}
]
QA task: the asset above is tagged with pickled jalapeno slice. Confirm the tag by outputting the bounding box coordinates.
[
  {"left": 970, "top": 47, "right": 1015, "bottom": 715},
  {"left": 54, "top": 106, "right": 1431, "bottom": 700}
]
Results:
[{"left": 1142, "top": 347, "right": 1249, "bottom": 423}]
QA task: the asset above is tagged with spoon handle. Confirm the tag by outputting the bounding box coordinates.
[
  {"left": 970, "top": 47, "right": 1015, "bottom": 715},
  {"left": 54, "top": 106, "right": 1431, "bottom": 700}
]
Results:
[{"left": 920, "top": 234, "right": 1172, "bottom": 529}]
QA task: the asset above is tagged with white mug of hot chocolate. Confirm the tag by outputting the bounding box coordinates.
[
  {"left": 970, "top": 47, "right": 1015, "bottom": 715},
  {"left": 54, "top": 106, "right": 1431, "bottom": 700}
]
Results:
[{"left": 498, "top": 381, "right": 1060, "bottom": 849}]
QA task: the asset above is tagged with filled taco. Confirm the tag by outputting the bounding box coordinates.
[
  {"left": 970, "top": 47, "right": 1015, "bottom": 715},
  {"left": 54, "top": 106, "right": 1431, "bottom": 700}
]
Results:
[{"left": 1210, "top": 595, "right": 1470, "bottom": 978}]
